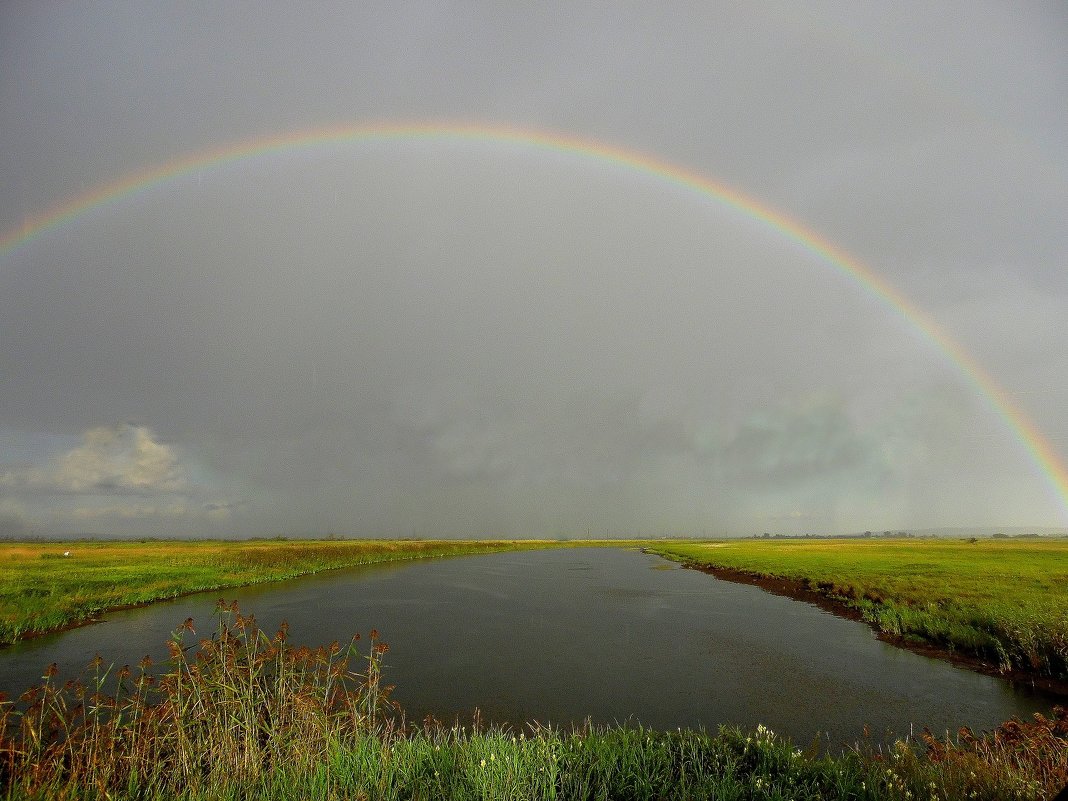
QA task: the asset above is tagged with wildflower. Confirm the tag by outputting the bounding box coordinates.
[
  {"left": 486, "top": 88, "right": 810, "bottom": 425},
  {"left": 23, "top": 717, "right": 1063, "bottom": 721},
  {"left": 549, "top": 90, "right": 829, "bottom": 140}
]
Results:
[{"left": 480, "top": 759, "right": 486, "bottom": 768}]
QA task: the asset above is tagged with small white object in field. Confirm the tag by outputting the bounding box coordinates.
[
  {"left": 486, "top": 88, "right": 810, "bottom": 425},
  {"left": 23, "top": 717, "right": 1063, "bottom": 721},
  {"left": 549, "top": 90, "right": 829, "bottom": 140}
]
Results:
[{"left": 63, "top": 551, "right": 70, "bottom": 557}]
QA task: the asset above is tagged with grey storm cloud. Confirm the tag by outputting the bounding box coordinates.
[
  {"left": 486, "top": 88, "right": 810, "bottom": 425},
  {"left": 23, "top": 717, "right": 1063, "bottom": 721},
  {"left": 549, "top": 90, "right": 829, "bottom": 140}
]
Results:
[
  {"left": 0, "top": 1, "right": 1065, "bottom": 536},
  {"left": 716, "top": 399, "right": 887, "bottom": 491}
]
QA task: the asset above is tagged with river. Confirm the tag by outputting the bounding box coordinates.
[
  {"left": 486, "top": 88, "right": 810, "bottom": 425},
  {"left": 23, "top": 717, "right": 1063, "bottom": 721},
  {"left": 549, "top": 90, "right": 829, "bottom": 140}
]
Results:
[{"left": 0, "top": 547, "right": 1054, "bottom": 745}]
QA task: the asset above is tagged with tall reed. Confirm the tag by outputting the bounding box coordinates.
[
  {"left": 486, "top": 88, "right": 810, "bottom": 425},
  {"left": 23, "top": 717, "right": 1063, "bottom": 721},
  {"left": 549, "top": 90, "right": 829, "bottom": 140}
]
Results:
[{"left": 0, "top": 600, "right": 399, "bottom": 797}]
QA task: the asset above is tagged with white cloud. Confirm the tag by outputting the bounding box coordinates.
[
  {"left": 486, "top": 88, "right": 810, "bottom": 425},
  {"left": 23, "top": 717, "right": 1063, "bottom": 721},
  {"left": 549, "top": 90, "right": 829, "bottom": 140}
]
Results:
[
  {"left": 0, "top": 425, "right": 243, "bottom": 533},
  {"left": 56, "top": 425, "right": 187, "bottom": 493},
  {"left": 1, "top": 424, "right": 187, "bottom": 495}
]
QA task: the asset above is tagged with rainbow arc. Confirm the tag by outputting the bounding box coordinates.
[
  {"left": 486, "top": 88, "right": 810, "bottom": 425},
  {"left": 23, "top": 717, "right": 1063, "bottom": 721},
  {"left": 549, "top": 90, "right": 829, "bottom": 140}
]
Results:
[{"left": 2, "top": 121, "right": 1066, "bottom": 520}]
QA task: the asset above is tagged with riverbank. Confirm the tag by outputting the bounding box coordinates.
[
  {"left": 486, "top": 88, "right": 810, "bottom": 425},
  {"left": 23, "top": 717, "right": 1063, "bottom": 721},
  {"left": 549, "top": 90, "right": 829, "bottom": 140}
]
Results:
[
  {"left": 688, "top": 562, "right": 1068, "bottom": 699},
  {"left": 3, "top": 604, "right": 1064, "bottom": 800},
  {"left": 646, "top": 539, "right": 1068, "bottom": 693},
  {"left": 0, "top": 538, "right": 579, "bottom": 644}
]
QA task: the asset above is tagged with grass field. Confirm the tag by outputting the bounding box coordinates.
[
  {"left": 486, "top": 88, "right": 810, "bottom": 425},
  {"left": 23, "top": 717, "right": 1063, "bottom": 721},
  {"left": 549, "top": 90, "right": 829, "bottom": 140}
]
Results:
[
  {"left": 646, "top": 538, "right": 1068, "bottom": 681},
  {"left": 3, "top": 538, "right": 1068, "bottom": 798},
  {"left": 0, "top": 538, "right": 574, "bottom": 644}
]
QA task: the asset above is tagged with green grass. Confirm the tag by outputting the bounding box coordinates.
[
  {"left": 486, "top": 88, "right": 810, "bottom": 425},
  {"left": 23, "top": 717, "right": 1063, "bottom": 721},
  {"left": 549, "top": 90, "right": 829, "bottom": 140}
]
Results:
[
  {"left": 3, "top": 603, "right": 1064, "bottom": 800},
  {"left": 0, "top": 539, "right": 578, "bottom": 644},
  {"left": 646, "top": 538, "right": 1068, "bottom": 680}
]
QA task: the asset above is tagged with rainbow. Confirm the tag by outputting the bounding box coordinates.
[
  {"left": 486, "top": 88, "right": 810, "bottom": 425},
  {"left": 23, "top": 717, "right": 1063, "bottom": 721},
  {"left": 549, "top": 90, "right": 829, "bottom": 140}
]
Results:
[{"left": 3, "top": 121, "right": 1067, "bottom": 520}]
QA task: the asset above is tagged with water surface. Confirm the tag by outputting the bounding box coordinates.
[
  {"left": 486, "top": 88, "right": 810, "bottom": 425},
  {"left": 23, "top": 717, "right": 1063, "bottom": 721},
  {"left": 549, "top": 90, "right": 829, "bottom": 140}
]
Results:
[{"left": 1, "top": 548, "right": 1055, "bottom": 745}]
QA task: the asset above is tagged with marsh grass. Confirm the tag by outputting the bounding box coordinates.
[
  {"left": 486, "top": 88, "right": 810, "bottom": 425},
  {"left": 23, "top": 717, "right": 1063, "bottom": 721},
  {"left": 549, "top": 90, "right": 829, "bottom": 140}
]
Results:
[{"left": 2, "top": 606, "right": 1065, "bottom": 800}]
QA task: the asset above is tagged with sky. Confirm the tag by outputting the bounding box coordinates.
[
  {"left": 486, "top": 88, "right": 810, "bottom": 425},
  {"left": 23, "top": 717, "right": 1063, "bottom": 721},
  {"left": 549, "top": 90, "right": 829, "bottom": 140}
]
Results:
[{"left": 1, "top": 2, "right": 1066, "bottom": 539}]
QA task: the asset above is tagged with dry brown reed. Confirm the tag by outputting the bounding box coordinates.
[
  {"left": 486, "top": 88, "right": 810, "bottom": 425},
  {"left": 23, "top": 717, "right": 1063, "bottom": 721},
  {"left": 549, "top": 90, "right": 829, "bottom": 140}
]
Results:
[
  {"left": 0, "top": 600, "right": 399, "bottom": 797},
  {"left": 913, "top": 707, "right": 1068, "bottom": 799}
]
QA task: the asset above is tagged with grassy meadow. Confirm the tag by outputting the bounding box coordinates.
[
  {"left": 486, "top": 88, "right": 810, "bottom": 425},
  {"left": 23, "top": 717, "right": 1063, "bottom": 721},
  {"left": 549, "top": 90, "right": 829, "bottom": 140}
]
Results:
[
  {"left": 0, "top": 538, "right": 573, "bottom": 645},
  {"left": 2, "top": 537, "right": 1067, "bottom": 798},
  {"left": 647, "top": 538, "right": 1068, "bottom": 681}
]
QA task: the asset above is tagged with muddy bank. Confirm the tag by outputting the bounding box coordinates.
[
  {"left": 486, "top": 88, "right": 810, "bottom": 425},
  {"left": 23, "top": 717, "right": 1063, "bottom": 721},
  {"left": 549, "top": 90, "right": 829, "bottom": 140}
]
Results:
[{"left": 674, "top": 559, "right": 1068, "bottom": 701}]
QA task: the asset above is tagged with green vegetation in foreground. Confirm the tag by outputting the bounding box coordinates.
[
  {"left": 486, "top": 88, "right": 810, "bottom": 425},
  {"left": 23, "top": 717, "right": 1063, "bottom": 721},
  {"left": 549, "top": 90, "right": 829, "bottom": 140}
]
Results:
[
  {"left": 647, "top": 538, "right": 1068, "bottom": 681},
  {"left": 0, "top": 538, "right": 583, "bottom": 644},
  {"left": 2, "top": 603, "right": 1065, "bottom": 801}
]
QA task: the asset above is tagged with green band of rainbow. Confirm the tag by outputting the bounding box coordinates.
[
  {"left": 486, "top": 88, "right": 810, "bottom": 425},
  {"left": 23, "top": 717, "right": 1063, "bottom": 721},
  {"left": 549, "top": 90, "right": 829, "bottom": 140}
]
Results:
[{"left": 3, "top": 121, "right": 1066, "bottom": 521}]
